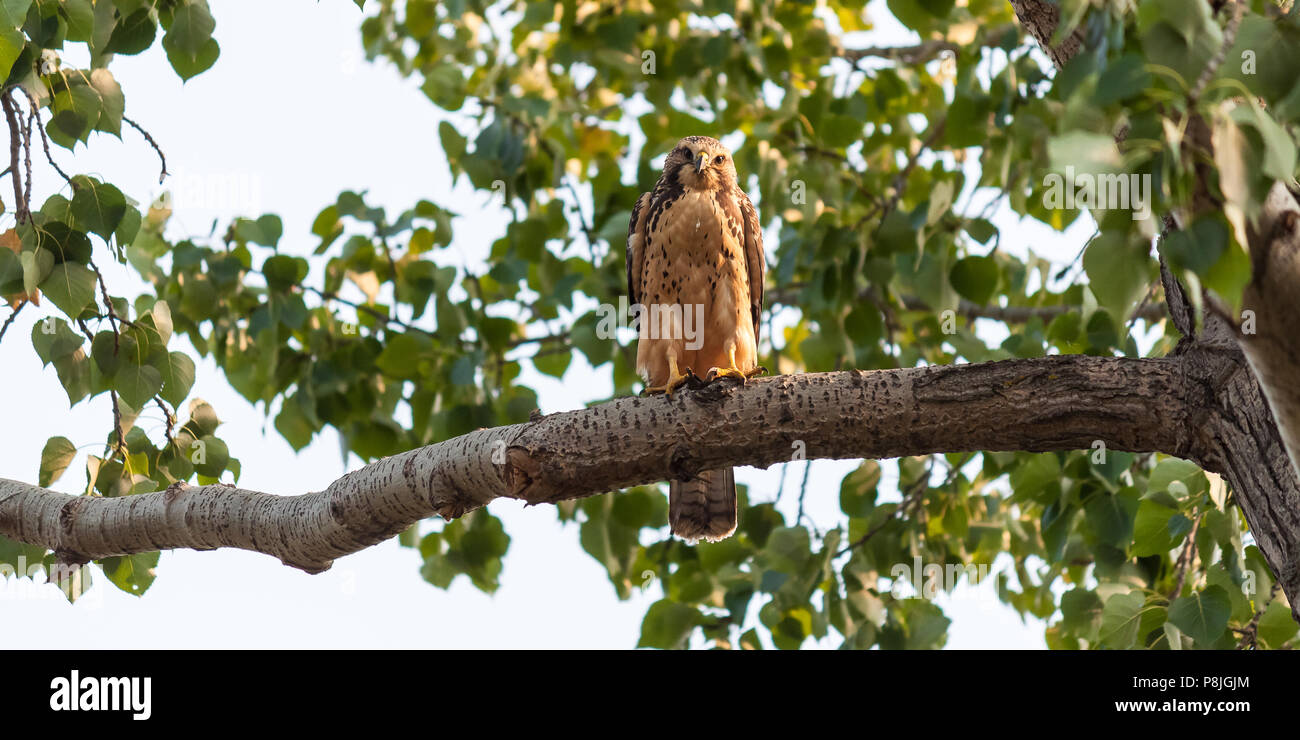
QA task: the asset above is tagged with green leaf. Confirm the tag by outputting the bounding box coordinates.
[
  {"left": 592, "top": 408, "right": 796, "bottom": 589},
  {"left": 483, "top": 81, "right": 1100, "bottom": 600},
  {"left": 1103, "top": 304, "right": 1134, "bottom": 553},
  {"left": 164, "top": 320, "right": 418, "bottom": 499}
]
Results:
[
  {"left": 105, "top": 8, "right": 157, "bottom": 55},
  {"left": 1132, "top": 499, "right": 1182, "bottom": 557},
  {"left": 637, "top": 599, "right": 700, "bottom": 649},
  {"left": 1084, "top": 232, "right": 1150, "bottom": 325},
  {"left": 964, "top": 218, "right": 997, "bottom": 245},
  {"left": 30, "top": 316, "right": 84, "bottom": 364},
  {"left": 1147, "top": 458, "right": 1208, "bottom": 501},
  {"left": 98, "top": 551, "right": 159, "bottom": 596},
  {"left": 1161, "top": 217, "right": 1227, "bottom": 275},
  {"left": 375, "top": 333, "right": 429, "bottom": 379},
  {"left": 1084, "top": 488, "right": 1138, "bottom": 548},
  {"left": 21, "top": 247, "right": 52, "bottom": 296},
  {"left": 61, "top": 0, "right": 94, "bottom": 41},
  {"left": 159, "top": 351, "right": 195, "bottom": 406},
  {"left": 114, "top": 361, "right": 163, "bottom": 409},
  {"left": 1093, "top": 54, "right": 1150, "bottom": 106},
  {"left": 70, "top": 176, "right": 128, "bottom": 239},
  {"left": 274, "top": 394, "right": 315, "bottom": 451},
  {"left": 532, "top": 348, "right": 571, "bottom": 378},
  {"left": 236, "top": 214, "right": 284, "bottom": 248},
  {"left": 1099, "top": 590, "right": 1145, "bottom": 649},
  {"left": 192, "top": 435, "right": 229, "bottom": 477},
  {"left": 421, "top": 64, "right": 466, "bottom": 110},
  {"left": 1048, "top": 131, "right": 1122, "bottom": 177},
  {"left": 1257, "top": 600, "right": 1300, "bottom": 647},
  {"left": 839, "top": 460, "right": 880, "bottom": 518},
  {"left": 0, "top": 27, "right": 23, "bottom": 77},
  {"left": 917, "top": 0, "right": 955, "bottom": 17},
  {"left": 261, "top": 254, "right": 306, "bottom": 290},
  {"left": 162, "top": 1, "right": 219, "bottom": 80},
  {"left": 38, "top": 262, "right": 97, "bottom": 317},
  {"left": 949, "top": 256, "right": 999, "bottom": 306},
  {"left": 1059, "top": 588, "right": 1103, "bottom": 640},
  {"left": 38, "top": 436, "right": 76, "bottom": 487},
  {"left": 87, "top": 69, "right": 125, "bottom": 137},
  {"left": 1167, "top": 586, "right": 1231, "bottom": 646},
  {"left": 1231, "top": 103, "right": 1297, "bottom": 183}
]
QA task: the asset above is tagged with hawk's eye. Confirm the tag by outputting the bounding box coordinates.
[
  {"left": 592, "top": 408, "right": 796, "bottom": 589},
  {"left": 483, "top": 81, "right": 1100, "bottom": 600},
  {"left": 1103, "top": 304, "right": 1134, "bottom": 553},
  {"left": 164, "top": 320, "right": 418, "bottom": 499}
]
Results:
[{"left": 713, "top": 155, "right": 726, "bottom": 165}]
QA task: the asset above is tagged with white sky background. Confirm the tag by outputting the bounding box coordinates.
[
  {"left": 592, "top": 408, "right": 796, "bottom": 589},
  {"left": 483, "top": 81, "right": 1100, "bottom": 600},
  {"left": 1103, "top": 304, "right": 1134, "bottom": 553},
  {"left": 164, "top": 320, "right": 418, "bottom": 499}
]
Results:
[{"left": 0, "top": 0, "right": 1122, "bottom": 649}]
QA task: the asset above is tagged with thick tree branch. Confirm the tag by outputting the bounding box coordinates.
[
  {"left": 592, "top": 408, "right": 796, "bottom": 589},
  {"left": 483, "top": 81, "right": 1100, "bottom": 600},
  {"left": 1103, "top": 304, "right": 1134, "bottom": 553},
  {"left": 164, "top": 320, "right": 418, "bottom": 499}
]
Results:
[
  {"left": 2, "top": 356, "right": 1195, "bottom": 574},
  {"left": 1239, "top": 182, "right": 1300, "bottom": 485},
  {"left": 1008, "top": 0, "right": 1086, "bottom": 69}
]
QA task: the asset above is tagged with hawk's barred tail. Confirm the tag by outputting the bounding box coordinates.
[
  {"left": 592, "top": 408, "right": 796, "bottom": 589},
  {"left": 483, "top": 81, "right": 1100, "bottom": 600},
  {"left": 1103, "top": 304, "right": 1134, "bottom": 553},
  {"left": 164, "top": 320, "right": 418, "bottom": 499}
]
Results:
[{"left": 669, "top": 468, "right": 737, "bottom": 543}]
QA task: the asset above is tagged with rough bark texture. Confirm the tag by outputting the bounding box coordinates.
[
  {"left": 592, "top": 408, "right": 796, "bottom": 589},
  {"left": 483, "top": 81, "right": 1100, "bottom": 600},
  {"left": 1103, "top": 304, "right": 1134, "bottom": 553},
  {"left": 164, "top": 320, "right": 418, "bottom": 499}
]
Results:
[
  {"left": 1008, "top": 0, "right": 1085, "bottom": 69},
  {"left": 0, "top": 355, "right": 1201, "bottom": 570},
  {"left": 1241, "top": 181, "right": 1300, "bottom": 485}
]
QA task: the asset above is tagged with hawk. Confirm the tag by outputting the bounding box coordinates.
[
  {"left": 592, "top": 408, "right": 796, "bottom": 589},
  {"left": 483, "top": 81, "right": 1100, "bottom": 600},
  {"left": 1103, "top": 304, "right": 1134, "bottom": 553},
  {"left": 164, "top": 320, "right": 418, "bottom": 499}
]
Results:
[{"left": 626, "top": 135, "right": 765, "bottom": 543}]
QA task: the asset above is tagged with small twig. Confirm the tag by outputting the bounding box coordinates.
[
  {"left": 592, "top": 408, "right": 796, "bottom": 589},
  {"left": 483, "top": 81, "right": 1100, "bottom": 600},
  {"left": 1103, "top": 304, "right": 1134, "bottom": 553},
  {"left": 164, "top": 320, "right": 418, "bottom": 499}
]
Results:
[
  {"left": 774, "top": 460, "right": 789, "bottom": 506},
  {"left": 0, "top": 299, "right": 25, "bottom": 344},
  {"left": 154, "top": 396, "right": 176, "bottom": 446},
  {"left": 1052, "top": 227, "right": 1100, "bottom": 283},
  {"left": 796, "top": 459, "right": 813, "bottom": 529},
  {"left": 506, "top": 330, "right": 570, "bottom": 349},
  {"left": 1126, "top": 279, "right": 1162, "bottom": 334},
  {"left": 563, "top": 176, "right": 600, "bottom": 263},
  {"left": 837, "top": 471, "right": 928, "bottom": 557},
  {"left": 856, "top": 117, "right": 947, "bottom": 230},
  {"left": 108, "top": 389, "right": 125, "bottom": 458},
  {"left": 835, "top": 454, "right": 970, "bottom": 558},
  {"left": 1236, "top": 582, "right": 1279, "bottom": 650},
  {"left": 74, "top": 317, "right": 95, "bottom": 343},
  {"left": 1189, "top": 0, "right": 1244, "bottom": 103},
  {"left": 87, "top": 256, "right": 121, "bottom": 347},
  {"left": 18, "top": 88, "right": 71, "bottom": 185},
  {"left": 20, "top": 106, "right": 32, "bottom": 212},
  {"left": 1167, "top": 515, "right": 1202, "bottom": 599},
  {"left": 72, "top": 316, "right": 125, "bottom": 456},
  {"left": 122, "top": 115, "right": 168, "bottom": 184},
  {"left": 303, "top": 284, "right": 438, "bottom": 338},
  {"left": 1, "top": 91, "right": 29, "bottom": 224},
  {"left": 841, "top": 40, "right": 958, "bottom": 65}
]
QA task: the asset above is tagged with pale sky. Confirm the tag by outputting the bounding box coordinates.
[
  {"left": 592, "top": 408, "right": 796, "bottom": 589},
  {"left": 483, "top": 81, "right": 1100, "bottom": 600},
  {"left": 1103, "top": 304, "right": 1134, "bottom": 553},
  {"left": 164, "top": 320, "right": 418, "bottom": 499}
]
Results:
[{"left": 0, "top": 0, "right": 1109, "bottom": 649}]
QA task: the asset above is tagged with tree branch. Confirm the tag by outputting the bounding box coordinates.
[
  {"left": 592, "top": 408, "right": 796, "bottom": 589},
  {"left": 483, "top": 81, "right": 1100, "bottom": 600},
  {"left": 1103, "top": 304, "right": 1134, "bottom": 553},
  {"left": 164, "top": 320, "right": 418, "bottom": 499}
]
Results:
[
  {"left": 1008, "top": 0, "right": 1086, "bottom": 70},
  {"left": 840, "top": 40, "right": 958, "bottom": 65},
  {"left": 1239, "top": 182, "right": 1300, "bottom": 485},
  {"left": 1, "top": 355, "right": 1198, "bottom": 573}
]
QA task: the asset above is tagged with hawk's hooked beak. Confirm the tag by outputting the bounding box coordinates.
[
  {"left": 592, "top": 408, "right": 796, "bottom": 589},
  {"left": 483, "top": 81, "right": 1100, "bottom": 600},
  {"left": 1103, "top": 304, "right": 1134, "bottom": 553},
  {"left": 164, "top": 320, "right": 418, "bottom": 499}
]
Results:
[{"left": 694, "top": 152, "right": 708, "bottom": 174}]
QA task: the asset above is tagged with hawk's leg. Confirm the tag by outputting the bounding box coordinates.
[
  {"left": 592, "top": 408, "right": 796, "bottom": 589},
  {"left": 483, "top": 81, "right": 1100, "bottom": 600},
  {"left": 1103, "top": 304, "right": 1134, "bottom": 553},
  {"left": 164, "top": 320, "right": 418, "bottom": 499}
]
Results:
[
  {"left": 705, "top": 345, "right": 749, "bottom": 384},
  {"left": 644, "top": 354, "right": 696, "bottom": 397}
]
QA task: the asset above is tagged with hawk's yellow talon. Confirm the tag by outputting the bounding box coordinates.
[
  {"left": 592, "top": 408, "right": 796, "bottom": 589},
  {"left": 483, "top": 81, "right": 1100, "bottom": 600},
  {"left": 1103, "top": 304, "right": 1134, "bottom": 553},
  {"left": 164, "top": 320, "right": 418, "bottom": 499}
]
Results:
[
  {"left": 705, "top": 366, "right": 748, "bottom": 383},
  {"left": 705, "top": 346, "right": 755, "bottom": 384},
  {"left": 645, "top": 358, "right": 694, "bottom": 396}
]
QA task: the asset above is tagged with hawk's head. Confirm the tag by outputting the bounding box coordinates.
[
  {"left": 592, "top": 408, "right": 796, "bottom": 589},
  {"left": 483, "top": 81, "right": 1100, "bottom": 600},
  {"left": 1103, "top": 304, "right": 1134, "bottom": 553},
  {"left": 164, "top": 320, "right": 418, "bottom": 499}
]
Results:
[{"left": 664, "top": 135, "right": 736, "bottom": 191}]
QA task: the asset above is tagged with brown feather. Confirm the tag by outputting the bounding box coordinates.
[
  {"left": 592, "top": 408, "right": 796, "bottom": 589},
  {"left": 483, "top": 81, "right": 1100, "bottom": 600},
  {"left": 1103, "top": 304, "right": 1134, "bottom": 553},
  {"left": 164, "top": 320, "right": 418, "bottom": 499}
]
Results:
[{"left": 668, "top": 469, "right": 737, "bottom": 543}]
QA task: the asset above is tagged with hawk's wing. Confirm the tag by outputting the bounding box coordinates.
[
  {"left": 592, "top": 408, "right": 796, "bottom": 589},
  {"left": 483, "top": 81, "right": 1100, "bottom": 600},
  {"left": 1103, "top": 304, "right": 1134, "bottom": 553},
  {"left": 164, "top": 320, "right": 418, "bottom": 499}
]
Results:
[
  {"left": 739, "top": 190, "right": 764, "bottom": 345},
  {"left": 626, "top": 191, "right": 650, "bottom": 313}
]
